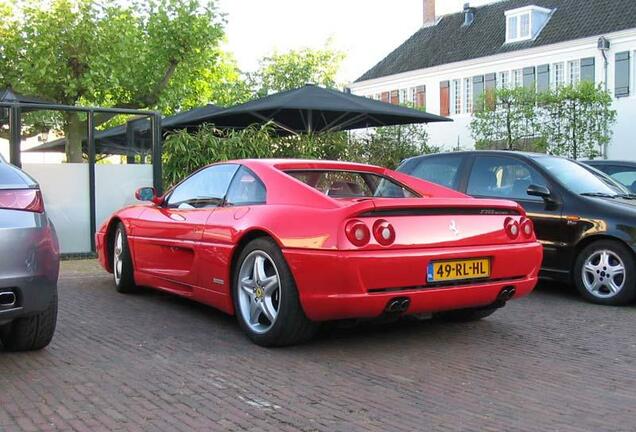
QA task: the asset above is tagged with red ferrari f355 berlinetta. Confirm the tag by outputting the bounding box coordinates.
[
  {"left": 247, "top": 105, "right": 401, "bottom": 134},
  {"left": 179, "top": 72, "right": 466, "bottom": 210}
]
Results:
[{"left": 96, "top": 159, "right": 543, "bottom": 346}]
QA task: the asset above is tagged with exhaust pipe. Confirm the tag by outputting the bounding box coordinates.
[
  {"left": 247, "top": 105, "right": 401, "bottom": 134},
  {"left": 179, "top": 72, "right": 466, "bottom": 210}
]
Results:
[
  {"left": 0, "top": 291, "right": 16, "bottom": 308},
  {"left": 497, "top": 286, "right": 516, "bottom": 302},
  {"left": 385, "top": 297, "right": 411, "bottom": 314}
]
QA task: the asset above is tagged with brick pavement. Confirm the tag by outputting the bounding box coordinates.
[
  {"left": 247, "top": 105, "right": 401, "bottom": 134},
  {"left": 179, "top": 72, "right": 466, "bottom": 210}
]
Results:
[{"left": 1, "top": 260, "right": 635, "bottom": 431}]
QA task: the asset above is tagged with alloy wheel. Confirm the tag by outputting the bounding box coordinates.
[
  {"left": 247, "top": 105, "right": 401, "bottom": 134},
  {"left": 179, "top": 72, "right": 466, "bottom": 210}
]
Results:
[
  {"left": 113, "top": 230, "right": 123, "bottom": 285},
  {"left": 237, "top": 250, "right": 281, "bottom": 334},
  {"left": 581, "top": 249, "right": 626, "bottom": 299}
]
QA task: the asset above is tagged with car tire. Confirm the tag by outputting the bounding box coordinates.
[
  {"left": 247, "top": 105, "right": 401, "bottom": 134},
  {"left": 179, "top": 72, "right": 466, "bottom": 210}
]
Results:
[
  {"left": 574, "top": 240, "right": 636, "bottom": 306},
  {"left": 113, "top": 223, "right": 137, "bottom": 294},
  {"left": 233, "top": 237, "right": 318, "bottom": 347},
  {"left": 436, "top": 306, "right": 498, "bottom": 322},
  {"left": 0, "top": 289, "right": 58, "bottom": 351}
]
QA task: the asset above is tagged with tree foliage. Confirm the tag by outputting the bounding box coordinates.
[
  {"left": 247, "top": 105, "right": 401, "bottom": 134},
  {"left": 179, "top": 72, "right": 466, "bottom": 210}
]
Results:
[
  {"left": 0, "top": 0, "right": 243, "bottom": 161},
  {"left": 539, "top": 82, "right": 616, "bottom": 159},
  {"left": 469, "top": 82, "right": 616, "bottom": 158},
  {"left": 251, "top": 42, "right": 345, "bottom": 96},
  {"left": 470, "top": 87, "right": 544, "bottom": 152}
]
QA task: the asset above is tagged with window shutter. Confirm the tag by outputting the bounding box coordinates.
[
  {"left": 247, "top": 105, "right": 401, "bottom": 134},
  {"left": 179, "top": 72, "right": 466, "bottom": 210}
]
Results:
[
  {"left": 615, "top": 52, "right": 630, "bottom": 98},
  {"left": 415, "top": 85, "right": 426, "bottom": 109},
  {"left": 537, "top": 64, "right": 550, "bottom": 92},
  {"left": 390, "top": 90, "right": 399, "bottom": 105},
  {"left": 381, "top": 92, "right": 390, "bottom": 103},
  {"left": 523, "top": 66, "right": 536, "bottom": 89},
  {"left": 484, "top": 73, "right": 496, "bottom": 109},
  {"left": 440, "top": 81, "right": 450, "bottom": 116},
  {"left": 580, "top": 57, "right": 595, "bottom": 83},
  {"left": 472, "top": 75, "right": 484, "bottom": 111}
]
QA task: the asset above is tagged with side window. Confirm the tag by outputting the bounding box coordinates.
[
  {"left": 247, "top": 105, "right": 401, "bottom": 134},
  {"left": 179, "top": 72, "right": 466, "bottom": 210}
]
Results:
[
  {"left": 467, "top": 156, "right": 546, "bottom": 201},
  {"left": 609, "top": 169, "right": 636, "bottom": 190},
  {"left": 225, "top": 166, "right": 267, "bottom": 206},
  {"left": 408, "top": 155, "right": 463, "bottom": 190},
  {"left": 167, "top": 164, "right": 239, "bottom": 209}
]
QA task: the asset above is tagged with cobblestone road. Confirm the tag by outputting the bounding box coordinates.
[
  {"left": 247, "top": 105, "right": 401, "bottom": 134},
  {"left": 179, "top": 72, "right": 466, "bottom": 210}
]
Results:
[{"left": 1, "top": 260, "right": 635, "bottom": 431}]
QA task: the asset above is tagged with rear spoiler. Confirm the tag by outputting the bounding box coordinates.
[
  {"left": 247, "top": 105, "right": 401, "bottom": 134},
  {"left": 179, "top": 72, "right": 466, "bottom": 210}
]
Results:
[{"left": 347, "top": 198, "right": 524, "bottom": 218}]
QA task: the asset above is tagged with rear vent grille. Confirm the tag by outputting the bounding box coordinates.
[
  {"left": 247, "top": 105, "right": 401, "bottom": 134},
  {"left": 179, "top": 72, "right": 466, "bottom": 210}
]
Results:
[{"left": 359, "top": 208, "right": 519, "bottom": 217}]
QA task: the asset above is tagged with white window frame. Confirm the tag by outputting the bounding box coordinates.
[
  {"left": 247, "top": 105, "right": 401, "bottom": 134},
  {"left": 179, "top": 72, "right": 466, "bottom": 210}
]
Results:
[
  {"left": 398, "top": 88, "right": 409, "bottom": 105},
  {"left": 463, "top": 78, "right": 473, "bottom": 114},
  {"left": 551, "top": 62, "right": 564, "bottom": 89},
  {"left": 568, "top": 60, "right": 580, "bottom": 85},
  {"left": 512, "top": 69, "right": 523, "bottom": 88},
  {"left": 506, "top": 12, "right": 531, "bottom": 42},
  {"left": 497, "top": 71, "right": 510, "bottom": 89},
  {"left": 451, "top": 79, "right": 461, "bottom": 115}
]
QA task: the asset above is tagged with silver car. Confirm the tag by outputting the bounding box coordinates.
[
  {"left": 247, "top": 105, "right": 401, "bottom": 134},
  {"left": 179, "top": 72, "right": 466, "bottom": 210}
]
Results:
[{"left": 0, "top": 154, "right": 59, "bottom": 351}]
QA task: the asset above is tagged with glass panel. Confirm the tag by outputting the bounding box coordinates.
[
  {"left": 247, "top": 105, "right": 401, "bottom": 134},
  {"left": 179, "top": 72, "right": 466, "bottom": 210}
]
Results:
[
  {"left": 535, "top": 157, "right": 625, "bottom": 195},
  {"left": 507, "top": 16, "right": 518, "bottom": 40},
  {"left": 167, "top": 164, "right": 239, "bottom": 208},
  {"left": 408, "top": 156, "right": 463, "bottom": 189},
  {"left": 467, "top": 156, "right": 546, "bottom": 200},
  {"left": 285, "top": 170, "right": 418, "bottom": 198},
  {"left": 520, "top": 14, "right": 530, "bottom": 37},
  {"left": 225, "top": 166, "right": 266, "bottom": 206}
]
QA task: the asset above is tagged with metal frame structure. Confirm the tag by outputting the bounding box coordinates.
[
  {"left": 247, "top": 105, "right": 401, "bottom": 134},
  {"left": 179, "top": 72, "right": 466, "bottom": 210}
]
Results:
[{"left": 0, "top": 101, "right": 162, "bottom": 252}]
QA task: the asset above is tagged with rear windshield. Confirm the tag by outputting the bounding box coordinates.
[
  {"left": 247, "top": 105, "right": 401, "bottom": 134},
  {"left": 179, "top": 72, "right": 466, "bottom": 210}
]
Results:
[{"left": 285, "top": 170, "right": 418, "bottom": 199}]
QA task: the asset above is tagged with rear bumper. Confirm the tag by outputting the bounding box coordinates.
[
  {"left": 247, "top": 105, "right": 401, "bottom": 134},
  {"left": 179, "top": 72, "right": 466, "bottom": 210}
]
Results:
[
  {"left": 0, "top": 221, "right": 59, "bottom": 323},
  {"left": 284, "top": 242, "right": 542, "bottom": 321}
]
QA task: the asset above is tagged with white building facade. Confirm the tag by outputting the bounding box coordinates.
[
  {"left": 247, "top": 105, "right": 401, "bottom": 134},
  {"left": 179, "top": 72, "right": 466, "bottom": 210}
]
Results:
[{"left": 350, "top": 0, "right": 636, "bottom": 160}]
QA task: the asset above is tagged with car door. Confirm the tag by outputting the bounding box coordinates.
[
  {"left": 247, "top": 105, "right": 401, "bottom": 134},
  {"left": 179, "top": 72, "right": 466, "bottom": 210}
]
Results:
[
  {"left": 133, "top": 164, "right": 239, "bottom": 289},
  {"left": 196, "top": 166, "right": 268, "bottom": 298},
  {"left": 464, "top": 155, "right": 565, "bottom": 273}
]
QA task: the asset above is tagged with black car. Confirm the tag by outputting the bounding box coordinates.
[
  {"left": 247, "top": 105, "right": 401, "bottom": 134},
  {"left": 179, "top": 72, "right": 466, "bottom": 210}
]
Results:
[
  {"left": 583, "top": 160, "right": 636, "bottom": 193},
  {"left": 398, "top": 151, "right": 636, "bottom": 306}
]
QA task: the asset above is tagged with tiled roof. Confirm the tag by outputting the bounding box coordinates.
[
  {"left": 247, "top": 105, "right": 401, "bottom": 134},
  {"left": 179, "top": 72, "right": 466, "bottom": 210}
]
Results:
[{"left": 356, "top": 0, "right": 636, "bottom": 82}]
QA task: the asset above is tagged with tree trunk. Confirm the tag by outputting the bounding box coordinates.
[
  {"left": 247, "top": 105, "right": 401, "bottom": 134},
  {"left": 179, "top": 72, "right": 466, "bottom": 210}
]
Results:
[{"left": 63, "top": 112, "right": 84, "bottom": 163}]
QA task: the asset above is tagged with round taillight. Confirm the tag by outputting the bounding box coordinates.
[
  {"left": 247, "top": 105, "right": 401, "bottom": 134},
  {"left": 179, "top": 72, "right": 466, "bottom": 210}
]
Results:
[
  {"left": 345, "top": 220, "right": 371, "bottom": 247},
  {"left": 521, "top": 218, "right": 534, "bottom": 238},
  {"left": 373, "top": 220, "right": 396, "bottom": 246},
  {"left": 504, "top": 217, "right": 520, "bottom": 239}
]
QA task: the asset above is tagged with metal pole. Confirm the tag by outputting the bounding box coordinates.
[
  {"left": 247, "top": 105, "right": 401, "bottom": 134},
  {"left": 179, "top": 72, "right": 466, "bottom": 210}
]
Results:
[
  {"left": 87, "top": 110, "right": 97, "bottom": 252},
  {"left": 9, "top": 105, "right": 21, "bottom": 167},
  {"left": 151, "top": 113, "right": 163, "bottom": 194}
]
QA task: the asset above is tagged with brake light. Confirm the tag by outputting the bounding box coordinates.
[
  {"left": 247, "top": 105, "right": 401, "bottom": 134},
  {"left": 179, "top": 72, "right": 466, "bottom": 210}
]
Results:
[
  {"left": 520, "top": 218, "right": 534, "bottom": 238},
  {"left": 372, "top": 220, "right": 396, "bottom": 246},
  {"left": 0, "top": 189, "right": 44, "bottom": 213},
  {"left": 504, "top": 217, "right": 519, "bottom": 239},
  {"left": 345, "top": 220, "right": 370, "bottom": 247}
]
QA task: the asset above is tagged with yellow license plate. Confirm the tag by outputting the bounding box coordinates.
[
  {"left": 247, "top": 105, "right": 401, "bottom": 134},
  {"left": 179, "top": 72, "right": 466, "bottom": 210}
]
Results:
[{"left": 427, "top": 258, "right": 490, "bottom": 283}]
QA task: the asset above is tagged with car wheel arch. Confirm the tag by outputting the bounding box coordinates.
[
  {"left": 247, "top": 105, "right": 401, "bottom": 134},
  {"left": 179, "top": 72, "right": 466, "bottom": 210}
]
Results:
[{"left": 105, "top": 217, "right": 124, "bottom": 273}]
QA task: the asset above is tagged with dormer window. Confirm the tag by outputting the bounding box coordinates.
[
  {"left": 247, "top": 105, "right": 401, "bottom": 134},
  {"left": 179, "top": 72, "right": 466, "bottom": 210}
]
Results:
[{"left": 505, "top": 5, "right": 552, "bottom": 43}]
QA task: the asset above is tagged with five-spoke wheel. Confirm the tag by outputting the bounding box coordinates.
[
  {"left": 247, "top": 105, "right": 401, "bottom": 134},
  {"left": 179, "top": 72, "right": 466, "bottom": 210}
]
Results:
[
  {"left": 112, "top": 223, "right": 137, "bottom": 293},
  {"left": 574, "top": 240, "right": 635, "bottom": 305},
  {"left": 233, "top": 238, "right": 318, "bottom": 346}
]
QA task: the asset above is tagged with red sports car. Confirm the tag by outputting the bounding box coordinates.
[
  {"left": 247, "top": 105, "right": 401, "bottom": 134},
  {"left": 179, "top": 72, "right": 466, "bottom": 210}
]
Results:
[{"left": 96, "top": 159, "right": 542, "bottom": 346}]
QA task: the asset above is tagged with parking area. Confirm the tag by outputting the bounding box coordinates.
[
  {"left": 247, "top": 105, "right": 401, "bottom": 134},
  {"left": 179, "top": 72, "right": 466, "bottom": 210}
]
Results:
[{"left": 1, "top": 260, "right": 635, "bottom": 432}]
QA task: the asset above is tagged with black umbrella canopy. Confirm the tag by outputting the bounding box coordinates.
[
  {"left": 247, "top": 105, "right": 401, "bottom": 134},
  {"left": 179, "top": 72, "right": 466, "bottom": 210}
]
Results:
[
  {"left": 205, "top": 84, "right": 451, "bottom": 134},
  {"left": 25, "top": 103, "right": 223, "bottom": 154},
  {"left": 0, "top": 88, "right": 51, "bottom": 105}
]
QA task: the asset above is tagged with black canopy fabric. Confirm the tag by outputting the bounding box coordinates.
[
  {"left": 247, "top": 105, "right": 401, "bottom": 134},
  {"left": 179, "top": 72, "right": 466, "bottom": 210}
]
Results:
[
  {"left": 204, "top": 84, "right": 451, "bottom": 134},
  {"left": 0, "top": 88, "right": 51, "bottom": 105},
  {"left": 26, "top": 103, "right": 222, "bottom": 154}
]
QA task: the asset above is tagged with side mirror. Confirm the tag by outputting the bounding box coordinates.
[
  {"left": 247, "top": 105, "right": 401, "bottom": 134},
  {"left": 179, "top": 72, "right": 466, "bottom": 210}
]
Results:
[
  {"left": 135, "top": 187, "right": 162, "bottom": 205},
  {"left": 527, "top": 184, "right": 551, "bottom": 199}
]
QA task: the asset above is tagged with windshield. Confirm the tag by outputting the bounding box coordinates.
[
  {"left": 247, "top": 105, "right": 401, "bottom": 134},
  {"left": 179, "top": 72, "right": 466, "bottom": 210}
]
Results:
[
  {"left": 534, "top": 156, "right": 629, "bottom": 195},
  {"left": 285, "top": 170, "right": 418, "bottom": 199}
]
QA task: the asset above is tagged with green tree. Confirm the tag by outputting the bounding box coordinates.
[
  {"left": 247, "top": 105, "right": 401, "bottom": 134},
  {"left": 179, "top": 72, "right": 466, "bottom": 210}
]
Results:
[
  {"left": 470, "top": 87, "right": 543, "bottom": 151},
  {"left": 0, "top": 0, "right": 241, "bottom": 162},
  {"left": 539, "top": 82, "right": 616, "bottom": 159},
  {"left": 251, "top": 42, "right": 345, "bottom": 95}
]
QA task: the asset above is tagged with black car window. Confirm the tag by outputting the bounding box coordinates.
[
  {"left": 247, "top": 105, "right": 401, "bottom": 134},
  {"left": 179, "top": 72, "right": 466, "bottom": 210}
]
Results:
[
  {"left": 225, "top": 166, "right": 266, "bottom": 206},
  {"left": 602, "top": 166, "right": 636, "bottom": 190},
  {"left": 403, "top": 155, "right": 463, "bottom": 189},
  {"left": 166, "top": 164, "right": 239, "bottom": 209},
  {"left": 467, "top": 156, "right": 546, "bottom": 201}
]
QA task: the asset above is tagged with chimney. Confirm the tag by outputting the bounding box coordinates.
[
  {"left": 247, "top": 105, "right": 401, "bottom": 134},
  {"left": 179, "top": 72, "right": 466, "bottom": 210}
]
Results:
[{"left": 423, "top": 0, "right": 436, "bottom": 27}]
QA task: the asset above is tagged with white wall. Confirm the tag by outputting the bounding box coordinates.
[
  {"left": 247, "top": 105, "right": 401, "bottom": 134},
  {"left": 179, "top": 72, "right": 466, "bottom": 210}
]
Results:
[
  {"left": 21, "top": 163, "right": 152, "bottom": 254},
  {"left": 351, "top": 29, "right": 636, "bottom": 160}
]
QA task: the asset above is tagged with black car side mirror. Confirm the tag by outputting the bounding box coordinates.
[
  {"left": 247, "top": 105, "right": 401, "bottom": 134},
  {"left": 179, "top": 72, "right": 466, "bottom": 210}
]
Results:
[{"left": 527, "top": 184, "right": 552, "bottom": 199}]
